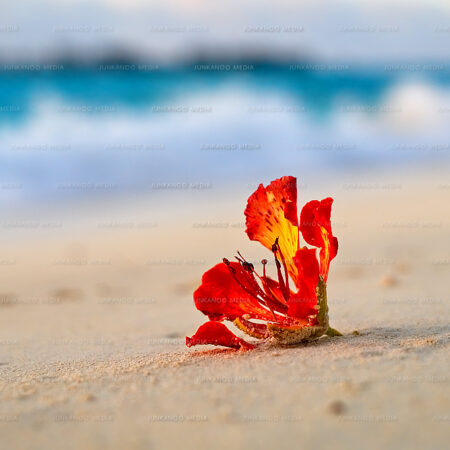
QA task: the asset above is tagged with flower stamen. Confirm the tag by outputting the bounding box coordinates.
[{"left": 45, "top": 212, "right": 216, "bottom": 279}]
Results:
[
  {"left": 274, "top": 237, "right": 290, "bottom": 294},
  {"left": 225, "top": 253, "right": 288, "bottom": 322},
  {"left": 272, "top": 239, "right": 290, "bottom": 302}
]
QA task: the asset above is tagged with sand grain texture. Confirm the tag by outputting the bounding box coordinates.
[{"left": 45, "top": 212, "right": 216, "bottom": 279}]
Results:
[{"left": 0, "top": 171, "right": 449, "bottom": 449}]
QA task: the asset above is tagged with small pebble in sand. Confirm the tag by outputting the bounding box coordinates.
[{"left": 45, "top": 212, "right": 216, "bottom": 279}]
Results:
[
  {"left": 328, "top": 400, "right": 347, "bottom": 415},
  {"left": 352, "top": 330, "right": 360, "bottom": 336},
  {"left": 81, "top": 393, "right": 95, "bottom": 402},
  {"left": 51, "top": 288, "right": 83, "bottom": 302},
  {"left": 379, "top": 275, "right": 398, "bottom": 288},
  {"left": 164, "top": 332, "right": 182, "bottom": 339}
]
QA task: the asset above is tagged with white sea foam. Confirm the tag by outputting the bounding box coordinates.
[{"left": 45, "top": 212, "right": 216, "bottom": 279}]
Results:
[{"left": 1, "top": 81, "right": 449, "bottom": 207}]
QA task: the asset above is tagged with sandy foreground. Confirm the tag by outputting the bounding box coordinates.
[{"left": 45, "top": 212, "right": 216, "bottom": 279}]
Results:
[{"left": 0, "top": 168, "right": 449, "bottom": 449}]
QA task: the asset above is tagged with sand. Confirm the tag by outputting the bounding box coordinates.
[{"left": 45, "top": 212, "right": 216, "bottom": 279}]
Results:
[{"left": 0, "top": 168, "right": 449, "bottom": 449}]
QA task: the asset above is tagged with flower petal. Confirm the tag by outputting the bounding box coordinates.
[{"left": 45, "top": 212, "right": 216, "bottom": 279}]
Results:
[
  {"left": 287, "top": 247, "right": 320, "bottom": 321},
  {"left": 262, "top": 276, "right": 288, "bottom": 306},
  {"left": 193, "top": 262, "right": 274, "bottom": 322},
  {"left": 186, "top": 321, "right": 255, "bottom": 350},
  {"left": 245, "top": 176, "right": 299, "bottom": 282},
  {"left": 234, "top": 317, "right": 268, "bottom": 339},
  {"left": 299, "top": 198, "right": 338, "bottom": 281}
]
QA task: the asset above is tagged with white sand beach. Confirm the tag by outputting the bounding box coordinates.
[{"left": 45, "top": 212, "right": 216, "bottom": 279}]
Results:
[{"left": 0, "top": 168, "right": 449, "bottom": 449}]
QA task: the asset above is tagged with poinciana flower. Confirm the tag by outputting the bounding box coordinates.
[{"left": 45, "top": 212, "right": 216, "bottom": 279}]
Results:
[{"left": 186, "top": 176, "right": 341, "bottom": 350}]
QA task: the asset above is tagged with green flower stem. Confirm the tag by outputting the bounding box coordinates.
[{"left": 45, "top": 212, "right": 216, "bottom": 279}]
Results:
[
  {"left": 326, "top": 327, "right": 343, "bottom": 337},
  {"left": 317, "top": 276, "right": 342, "bottom": 337}
]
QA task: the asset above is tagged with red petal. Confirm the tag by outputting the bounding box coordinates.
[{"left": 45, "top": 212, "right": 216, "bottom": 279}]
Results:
[
  {"left": 194, "top": 262, "right": 274, "bottom": 322},
  {"left": 234, "top": 317, "right": 268, "bottom": 339},
  {"left": 186, "top": 321, "right": 255, "bottom": 350},
  {"left": 287, "top": 248, "right": 319, "bottom": 320},
  {"left": 299, "top": 198, "right": 338, "bottom": 281},
  {"left": 245, "top": 176, "right": 299, "bottom": 284},
  {"left": 262, "top": 276, "right": 288, "bottom": 306}
]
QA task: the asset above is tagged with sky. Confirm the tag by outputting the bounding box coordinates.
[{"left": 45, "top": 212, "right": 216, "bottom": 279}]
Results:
[{"left": 1, "top": 0, "right": 450, "bottom": 63}]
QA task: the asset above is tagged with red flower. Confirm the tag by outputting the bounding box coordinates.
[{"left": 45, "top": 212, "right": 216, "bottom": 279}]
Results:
[{"left": 186, "top": 176, "right": 340, "bottom": 351}]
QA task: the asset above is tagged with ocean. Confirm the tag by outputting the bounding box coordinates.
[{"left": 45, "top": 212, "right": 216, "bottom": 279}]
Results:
[{"left": 1, "top": 63, "right": 449, "bottom": 210}]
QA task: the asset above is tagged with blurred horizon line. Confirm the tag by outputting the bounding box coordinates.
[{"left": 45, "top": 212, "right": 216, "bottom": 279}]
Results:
[{"left": 1, "top": 53, "right": 450, "bottom": 75}]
